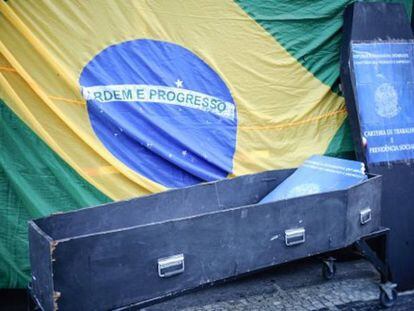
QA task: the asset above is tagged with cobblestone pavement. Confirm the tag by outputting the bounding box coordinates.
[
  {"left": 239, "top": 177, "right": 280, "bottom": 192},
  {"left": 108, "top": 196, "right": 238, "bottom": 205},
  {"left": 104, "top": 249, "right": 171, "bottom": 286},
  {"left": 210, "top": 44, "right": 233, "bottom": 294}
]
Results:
[
  {"left": 143, "top": 257, "right": 414, "bottom": 310},
  {"left": 337, "top": 291, "right": 414, "bottom": 310}
]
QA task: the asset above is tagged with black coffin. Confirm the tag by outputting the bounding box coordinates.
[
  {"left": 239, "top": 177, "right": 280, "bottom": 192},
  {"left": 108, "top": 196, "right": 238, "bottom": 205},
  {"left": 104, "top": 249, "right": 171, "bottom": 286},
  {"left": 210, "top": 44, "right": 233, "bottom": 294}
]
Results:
[
  {"left": 29, "top": 169, "right": 382, "bottom": 310},
  {"left": 340, "top": 2, "right": 414, "bottom": 290}
]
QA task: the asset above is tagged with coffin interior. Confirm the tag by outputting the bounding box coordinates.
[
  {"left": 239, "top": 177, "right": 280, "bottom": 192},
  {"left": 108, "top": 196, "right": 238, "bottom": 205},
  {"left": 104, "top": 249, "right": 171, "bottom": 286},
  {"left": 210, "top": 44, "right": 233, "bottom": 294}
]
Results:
[{"left": 33, "top": 169, "right": 294, "bottom": 240}]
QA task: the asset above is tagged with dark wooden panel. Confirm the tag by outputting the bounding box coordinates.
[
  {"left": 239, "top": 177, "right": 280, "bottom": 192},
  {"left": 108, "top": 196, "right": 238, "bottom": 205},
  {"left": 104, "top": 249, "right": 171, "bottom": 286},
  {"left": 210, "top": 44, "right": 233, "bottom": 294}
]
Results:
[
  {"left": 28, "top": 223, "right": 54, "bottom": 311},
  {"left": 340, "top": 2, "right": 414, "bottom": 290}
]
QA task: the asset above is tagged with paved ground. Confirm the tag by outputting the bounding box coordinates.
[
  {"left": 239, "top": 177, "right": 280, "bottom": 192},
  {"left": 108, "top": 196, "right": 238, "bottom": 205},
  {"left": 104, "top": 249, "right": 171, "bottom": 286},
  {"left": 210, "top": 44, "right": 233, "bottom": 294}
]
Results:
[
  {"left": 338, "top": 292, "right": 414, "bottom": 311},
  {"left": 143, "top": 256, "right": 414, "bottom": 311}
]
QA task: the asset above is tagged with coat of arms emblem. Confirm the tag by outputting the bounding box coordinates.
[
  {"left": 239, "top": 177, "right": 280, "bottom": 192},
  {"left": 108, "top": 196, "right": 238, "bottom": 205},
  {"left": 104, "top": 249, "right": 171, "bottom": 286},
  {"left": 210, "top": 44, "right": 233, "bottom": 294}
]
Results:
[{"left": 374, "top": 83, "right": 400, "bottom": 118}]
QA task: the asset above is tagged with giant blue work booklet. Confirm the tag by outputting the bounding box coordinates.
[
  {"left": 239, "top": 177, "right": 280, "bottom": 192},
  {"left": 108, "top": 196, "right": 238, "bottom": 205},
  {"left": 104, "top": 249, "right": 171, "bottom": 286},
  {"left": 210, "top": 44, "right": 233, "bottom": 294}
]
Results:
[
  {"left": 352, "top": 41, "right": 414, "bottom": 164},
  {"left": 259, "top": 155, "right": 367, "bottom": 203}
]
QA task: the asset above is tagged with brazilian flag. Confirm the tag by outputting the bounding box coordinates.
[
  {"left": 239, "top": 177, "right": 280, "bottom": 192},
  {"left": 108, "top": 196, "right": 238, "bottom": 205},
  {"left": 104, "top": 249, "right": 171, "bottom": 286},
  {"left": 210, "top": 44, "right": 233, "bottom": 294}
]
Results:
[{"left": 0, "top": 0, "right": 411, "bottom": 288}]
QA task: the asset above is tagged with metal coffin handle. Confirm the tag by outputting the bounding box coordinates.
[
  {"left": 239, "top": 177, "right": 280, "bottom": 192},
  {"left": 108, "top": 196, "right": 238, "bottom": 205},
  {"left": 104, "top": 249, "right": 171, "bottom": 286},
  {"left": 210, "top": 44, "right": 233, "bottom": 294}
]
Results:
[
  {"left": 285, "top": 228, "right": 306, "bottom": 246},
  {"left": 360, "top": 208, "right": 372, "bottom": 225},
  {"left": 157, "top": 254, "right": 185, "bottom": 278}
]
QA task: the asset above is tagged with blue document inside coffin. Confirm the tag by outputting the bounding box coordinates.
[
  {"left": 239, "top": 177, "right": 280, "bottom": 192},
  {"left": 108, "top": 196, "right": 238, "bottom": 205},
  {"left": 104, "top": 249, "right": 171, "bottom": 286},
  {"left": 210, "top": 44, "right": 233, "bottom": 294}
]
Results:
[{"left": 260, "top": 155, "right": 367, "bottom": 203}]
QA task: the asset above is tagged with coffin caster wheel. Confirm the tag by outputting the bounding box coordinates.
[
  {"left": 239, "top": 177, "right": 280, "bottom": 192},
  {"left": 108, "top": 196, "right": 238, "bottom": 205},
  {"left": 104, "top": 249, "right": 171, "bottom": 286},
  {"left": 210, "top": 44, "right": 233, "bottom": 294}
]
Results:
[
  {"left": 379, "top": 283, "right": 398, "bottom": 308},
  {"left": 322, "top": 258, "right": 336, "bottom": 280}
]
